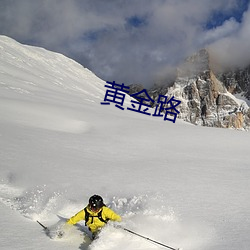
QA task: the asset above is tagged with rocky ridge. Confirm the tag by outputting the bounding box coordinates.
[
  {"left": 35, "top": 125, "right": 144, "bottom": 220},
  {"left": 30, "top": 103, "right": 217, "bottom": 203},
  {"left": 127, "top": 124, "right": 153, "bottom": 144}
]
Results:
[{"left": 130, "top": 49, "right": 250, "bottom": 129}]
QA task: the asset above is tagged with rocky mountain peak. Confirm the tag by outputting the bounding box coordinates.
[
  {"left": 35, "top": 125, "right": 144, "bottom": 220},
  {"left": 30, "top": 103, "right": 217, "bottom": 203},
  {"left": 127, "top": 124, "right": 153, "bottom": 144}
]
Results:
[
  {"left": 177, "top": 48, "right": 210, "bottom": 78},
  {"left": 129, "top": 49, "right": 250, "bottom": 130}
]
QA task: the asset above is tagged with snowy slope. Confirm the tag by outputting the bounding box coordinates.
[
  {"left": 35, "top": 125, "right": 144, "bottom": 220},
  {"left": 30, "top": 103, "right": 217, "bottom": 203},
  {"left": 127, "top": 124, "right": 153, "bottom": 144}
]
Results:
[{"left": 0, "top": 36, "right": 250, "bottom": 250}]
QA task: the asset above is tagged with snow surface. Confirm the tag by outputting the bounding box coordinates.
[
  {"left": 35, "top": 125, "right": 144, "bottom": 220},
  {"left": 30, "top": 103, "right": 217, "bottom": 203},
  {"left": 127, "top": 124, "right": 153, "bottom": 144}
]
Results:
[{"left": 0, "top": 35, "right": 250, "bottom": 250}]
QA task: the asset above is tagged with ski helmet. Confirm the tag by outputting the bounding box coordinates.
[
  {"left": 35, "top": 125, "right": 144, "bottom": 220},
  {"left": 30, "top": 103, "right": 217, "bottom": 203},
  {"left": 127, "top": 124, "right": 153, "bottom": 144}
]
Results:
[{"left": 89, "top": 195, "right": 104, "bottom": 210}]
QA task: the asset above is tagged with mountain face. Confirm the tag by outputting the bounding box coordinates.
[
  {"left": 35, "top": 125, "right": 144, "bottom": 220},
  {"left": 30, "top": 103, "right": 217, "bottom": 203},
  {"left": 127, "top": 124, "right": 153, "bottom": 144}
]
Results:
[
  {"left": 217, "top": 66, "right": 250, "bottom": 100},
  {"left": 130, "top": 49, "right": 250, "bottom": 130}
]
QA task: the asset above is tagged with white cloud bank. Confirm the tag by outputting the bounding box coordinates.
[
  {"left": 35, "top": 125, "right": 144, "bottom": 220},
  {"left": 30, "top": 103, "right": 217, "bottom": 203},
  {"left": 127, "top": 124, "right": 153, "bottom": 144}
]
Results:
[{"left": 0, "top": 0, "right": 249, "bottom": 86}]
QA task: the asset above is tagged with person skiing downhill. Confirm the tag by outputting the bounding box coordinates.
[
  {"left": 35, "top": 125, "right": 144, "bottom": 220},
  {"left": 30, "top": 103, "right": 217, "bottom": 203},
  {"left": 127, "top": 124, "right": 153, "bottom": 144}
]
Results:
[{"left": 67, "top": 195, "right": 121, "bottom": 239}]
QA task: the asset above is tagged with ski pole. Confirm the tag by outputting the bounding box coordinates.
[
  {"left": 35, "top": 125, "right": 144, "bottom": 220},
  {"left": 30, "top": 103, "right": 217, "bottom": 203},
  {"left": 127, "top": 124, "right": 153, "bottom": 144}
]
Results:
[
  {"left": 122, "top": 227, "right": 180, "bottom": 250},
  {"left": 37, "top": 220, "right": 48, "bottom": 231}
]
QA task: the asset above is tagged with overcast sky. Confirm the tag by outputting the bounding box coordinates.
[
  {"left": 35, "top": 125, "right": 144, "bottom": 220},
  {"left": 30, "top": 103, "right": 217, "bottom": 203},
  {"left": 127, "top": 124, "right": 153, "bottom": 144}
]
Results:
[{"left": 0, "top": 0, "right": 249, "bottom": 87}]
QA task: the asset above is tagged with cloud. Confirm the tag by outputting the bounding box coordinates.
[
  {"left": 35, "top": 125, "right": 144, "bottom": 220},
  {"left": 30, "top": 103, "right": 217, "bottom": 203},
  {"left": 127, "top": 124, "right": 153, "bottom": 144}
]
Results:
[
  {"left": 200, "top": 18, "right": 240, "bottom": 45},
  {"left": 0, "top": 0, "right": 249, "bottom": 86},
  {"left": 209, "top": 4, "right": 250, "bottom": 69}
]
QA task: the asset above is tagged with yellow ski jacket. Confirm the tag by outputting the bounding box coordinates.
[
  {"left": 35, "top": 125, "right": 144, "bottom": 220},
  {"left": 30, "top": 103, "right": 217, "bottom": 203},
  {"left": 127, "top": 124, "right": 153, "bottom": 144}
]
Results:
[{"left": 67, "top": 206, "right": 121, "bottom": 233}]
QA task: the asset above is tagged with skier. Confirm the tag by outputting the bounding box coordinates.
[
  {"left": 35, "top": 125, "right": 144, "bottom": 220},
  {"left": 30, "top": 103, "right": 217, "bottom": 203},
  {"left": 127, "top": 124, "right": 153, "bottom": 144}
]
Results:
[{"left": 66, "top": 194, "right": 121, "bottom": 239}]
